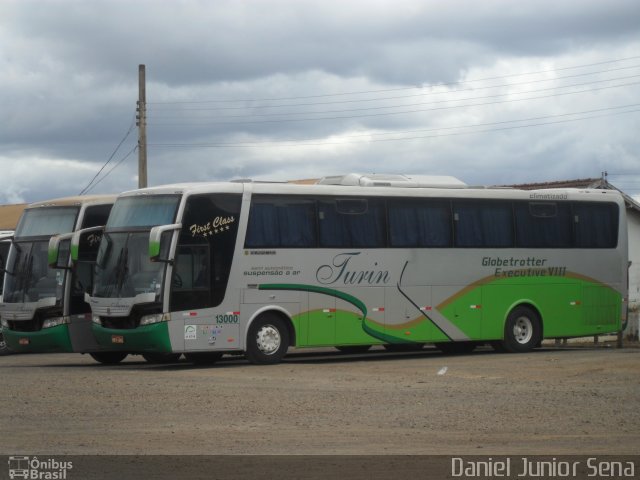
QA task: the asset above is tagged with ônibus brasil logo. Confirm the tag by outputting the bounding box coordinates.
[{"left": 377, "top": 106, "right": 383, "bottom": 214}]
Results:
[{"left": 8, "top": 456, "right": 73, "bottom": 479}]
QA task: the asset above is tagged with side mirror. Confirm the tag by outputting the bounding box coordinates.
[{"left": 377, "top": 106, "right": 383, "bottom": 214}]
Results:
[
  {"left": 149, "top": 223, "right": 182, "bottom": 262},
  {"left": 70, "top": 226, "right": 105, "bottom": 263},
  {"left": 48, "top": 233, "right": 73, "bottom": 269}
]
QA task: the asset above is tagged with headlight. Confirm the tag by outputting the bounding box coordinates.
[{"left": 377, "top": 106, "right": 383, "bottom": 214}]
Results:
[
  {"left": 1, "top": 318, "right": 8, "bottom": 328},
  {"left": 42, "top": 316, "right": 70, "bottom": 329},
  {"left": 139, "top": 313, "right": 169, "bottom": 326},
  {"left": 92, "top": 315, "right": 102, "bottom": 325}
]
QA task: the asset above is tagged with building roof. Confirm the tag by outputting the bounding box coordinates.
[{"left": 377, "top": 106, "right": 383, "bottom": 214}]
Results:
[
  {"left": 0, "top": 204, "right": 27, "bottom": 230},
  {"left": 505, "top": 178, "right": 602, "bottom": 190}
]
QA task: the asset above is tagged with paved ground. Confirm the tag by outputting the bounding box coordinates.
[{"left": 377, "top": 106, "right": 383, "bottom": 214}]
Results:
[{"left": 1, "top": 345, "right": 638, "bottom": 456}]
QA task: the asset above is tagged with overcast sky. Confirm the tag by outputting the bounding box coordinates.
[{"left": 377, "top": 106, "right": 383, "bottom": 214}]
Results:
[{"left": 1, "top": 0, "right": 639, "bottom": 204}]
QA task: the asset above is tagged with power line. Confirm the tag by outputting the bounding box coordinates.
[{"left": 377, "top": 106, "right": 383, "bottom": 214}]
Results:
[
  {"left": 148, "top": 80, "right": 640, "bottom": 126},
  {"left": 82, "top": 145, "right": 138, "bottom": 194},
  {"left": 79, "top": 114, "right": 137, "bottom": 195},
  {"left": 148, "top": 105, "right": 640, "bottom": 149},
  {"left": 147, "top": 55, "right": 640, "bottom": 105},
  {"left": 148, "top": 73, "right": 640, "bottom": 121},
  {"left": 148, "top": 63, "right": 640, "bottom": 112},
  {"left": 149, "top": 103, "right": 640, "bottom": 146}
]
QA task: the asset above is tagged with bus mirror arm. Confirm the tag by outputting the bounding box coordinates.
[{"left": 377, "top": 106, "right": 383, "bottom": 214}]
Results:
[
  {"left": 69, "top": 226, "right": 105, "bottom": 265},
  {"left": 48, "top": 233, "right": 74, "bottom": 269},
  {"left": 149, "top": 223, "right": 182, "bottom": 263}
]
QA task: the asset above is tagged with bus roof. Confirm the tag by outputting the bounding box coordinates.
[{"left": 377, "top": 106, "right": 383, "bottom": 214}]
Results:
[
  {"left": 115, "top": 177, "right": 625, "bottom": 205},
  {"left": 25, "top": 194, "right": 117, "bottom": 210}
]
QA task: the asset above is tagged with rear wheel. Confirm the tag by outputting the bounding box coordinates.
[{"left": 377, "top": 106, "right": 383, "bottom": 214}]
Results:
[
  {"left": 90, "top": 352, "right": 128, "bottom": 365},
  {"left": 502, "top": 306, "right": 542, "bottom": 353},
  {"left": 143, "top": 353, "right": 182, "bottom": 364},
  {"left": 245, "top": 314, "right": 289, "bottom": 365}
]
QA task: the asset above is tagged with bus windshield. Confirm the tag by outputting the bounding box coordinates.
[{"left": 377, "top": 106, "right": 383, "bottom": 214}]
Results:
[
  {"left": 93, "top": 195, "right": 180, "bottom": 301},
  {"left": 15, "top": 207, "right": 78, "bottom": 237},
  {"left": 106, "top": 195, "right": 180, "bottom": 229},
  {"left": 93, "top": 231, "right": 166, "bottom": 300},
  {"left": 3, "top": 207, "right": 78, "bottom": 304},
  {"left": 3, "top": 240, "right": 64, "bottom": 304}
]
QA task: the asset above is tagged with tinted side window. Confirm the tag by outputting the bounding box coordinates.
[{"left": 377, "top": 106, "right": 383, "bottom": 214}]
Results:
[
  {"left": 245, "top": 197, "right": 316, "bottom": 248},
  {"left": 454, "top": 201, "right": 513, "bottom": 247},
  {"left": 573, "top": 202, "right": 618, "bottom": 248},
  {"left": 172, "top": 194, "right": 242, "bottom": 311},
  {"left": 319, "top": 198, "right": 386, "bottom": 248},
  {"left": 388, "top": 199, "right": 451, "bottom": 247},
  {"left": 82, "top": 204, "right": 113, "bottom": 229},
  {"left": 514, "top": 202, "right": 572, "bottom": 248}
]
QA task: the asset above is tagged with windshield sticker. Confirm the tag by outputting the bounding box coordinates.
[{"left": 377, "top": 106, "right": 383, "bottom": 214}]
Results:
[{"left": 184, "top": 325, "right": 197, "bottom": 340}]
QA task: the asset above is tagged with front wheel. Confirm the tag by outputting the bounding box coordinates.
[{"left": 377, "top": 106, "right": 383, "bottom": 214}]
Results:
[
  {"left": 502, "top": 306, "right": 542, "bottom": 353},
  {"left": 90, "top": 352, "right": 128, "bottom": 365},
  {"left": 0, "top": 331, "right": 12, "bottom": 356},
  {"left": 245, "top": 314, "right": 289, "bottom": 365}
]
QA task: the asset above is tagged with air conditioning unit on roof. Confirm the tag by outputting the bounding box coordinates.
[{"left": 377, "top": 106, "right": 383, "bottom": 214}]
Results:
[{"left": 316, "top": 173, "right": 467, "bottom": 188}]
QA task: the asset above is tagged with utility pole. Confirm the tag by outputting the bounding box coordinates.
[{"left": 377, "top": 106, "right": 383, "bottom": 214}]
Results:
[{"left": 137, "top": 64, "right": 148, "bottom": 188}]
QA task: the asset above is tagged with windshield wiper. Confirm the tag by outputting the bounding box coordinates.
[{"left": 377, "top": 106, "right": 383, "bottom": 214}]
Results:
[{"left": 115, "top": 246, "right": 129, "bottom": 295}]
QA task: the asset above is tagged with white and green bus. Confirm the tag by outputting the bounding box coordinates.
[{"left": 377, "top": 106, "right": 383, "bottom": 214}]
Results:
[
  {"left": 65, "top": 174, "right": 627, "bottom": 364},
  {"left": 0, "top": 230, "right": 14, "bottom": 355},
  {"left": 0, "top": 195, "right": 127, "bottom": 363}
]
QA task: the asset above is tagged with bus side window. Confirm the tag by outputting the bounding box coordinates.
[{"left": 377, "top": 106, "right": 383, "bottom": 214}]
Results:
[
  {"left": 453, "top": 201, "right": 513, "bottom": 248},
  {"left": 514, "top": 201, "right": 572, "bottom": 248},
  {"left": 388, "top": 199, "right": 452, "bottom": 247},
  {"left": 318, "top": 198, "right": 386, "bottom": 248},
  {"left": 573, "top": 202, "right": 618, "bottom": 248}
]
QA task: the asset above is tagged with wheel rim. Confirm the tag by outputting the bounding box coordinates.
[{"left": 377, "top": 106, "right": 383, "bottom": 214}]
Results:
[
  {"left": 0, "top": 332, "right": 5, "bottom": 350},
  {"left": 256, "top": 324, "right": 281, "bottom": 355},
  {"left": 513, "top": 316, "right": 533, "bottom": 344}
]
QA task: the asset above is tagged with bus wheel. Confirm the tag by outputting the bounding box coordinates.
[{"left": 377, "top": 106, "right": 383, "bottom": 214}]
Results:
[
  {"left": 336, "top": 345, "right": 371, "bottom": 354},
  {"left": 143, "top": 353, "right": 182, "bottom": 364},
  {"left": 502, "top": 306, "right": 542, "bottom": 353},
  {"left": 90, "top": 352, "right": 128, "bottom": 365},
  {"left": 184, "top": 352, "right": 222, "bottom": 365},
  {"left": 246, "top": 314, "right": 289, "bottom": 365},
  {"left": 0, "top": 331, "right": 11, "bottom": 356},
  {"left": 435, "top": 341, "right": 476, "bottom": 354}
]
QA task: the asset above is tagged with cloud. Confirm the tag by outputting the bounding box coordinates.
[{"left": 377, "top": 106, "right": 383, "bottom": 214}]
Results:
[{"left": 1, "top": 0, "right": 639, "bottom": 203}]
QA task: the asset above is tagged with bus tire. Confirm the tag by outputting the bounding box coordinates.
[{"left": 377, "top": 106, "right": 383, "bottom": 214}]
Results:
[
  {"left": 245, "top": 314, "right": 289, "bottom": 365},
  {"left": 336, "top": 345, "right": 372, "bottom": 354},
  {"left": 0, "top": 331, "right": 12, "bottom": 356},
  {"left": 90, "top": 352, "right": 128, "bottom": 365},
  {"left": 184, "top": 352, "right": 222, "bottom": 365},
  {"left": 143, "top": 353, "right": 182, "bottom": 364},
  {"left": 502, "top": 306, "right": 542, "bottom": 353}
]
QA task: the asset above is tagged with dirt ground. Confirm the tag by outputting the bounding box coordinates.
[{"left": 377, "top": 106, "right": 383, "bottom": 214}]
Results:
[{"left": 0, "top": 344, "right": 638, "bottom": 456}]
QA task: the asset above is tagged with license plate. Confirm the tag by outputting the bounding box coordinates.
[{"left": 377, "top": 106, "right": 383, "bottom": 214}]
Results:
[
  {"left": 19, "top": 338, "right": 29, "bottom": 345},
  {"left": 111, "top": 335, "right": 124, "bottom": 344}
]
